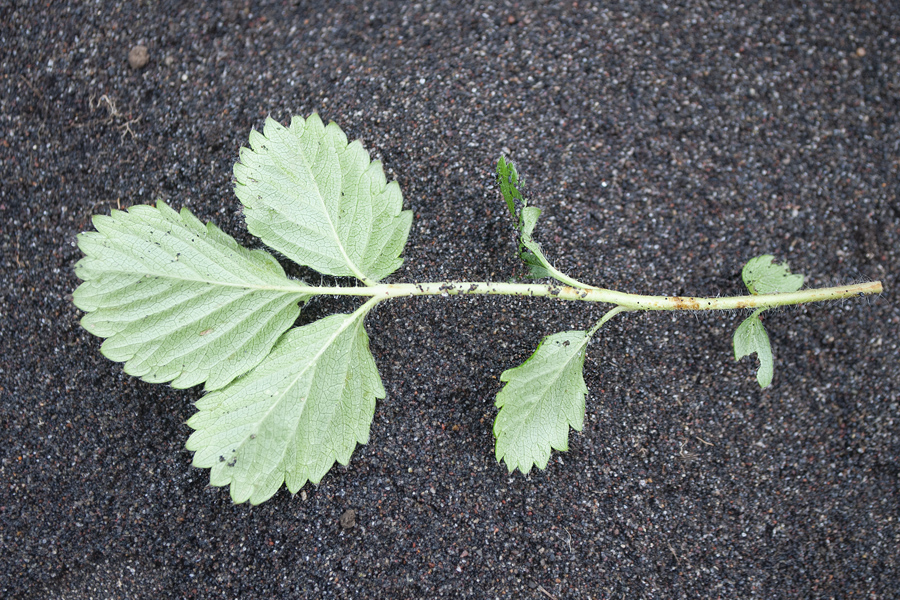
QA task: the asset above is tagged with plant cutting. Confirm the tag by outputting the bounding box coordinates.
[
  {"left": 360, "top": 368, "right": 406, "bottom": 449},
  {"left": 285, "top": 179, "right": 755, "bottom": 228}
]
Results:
[{"left": 73, "top": 114, "right": 883, "bottom": 504}]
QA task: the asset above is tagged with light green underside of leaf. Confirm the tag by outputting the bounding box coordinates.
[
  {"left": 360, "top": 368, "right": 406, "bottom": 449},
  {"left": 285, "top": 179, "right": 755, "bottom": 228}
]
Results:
[
  {"left": 742, "top": 254, "right": 804, "bottom": 295},
  {"left": 233, "top": 114, "right": 412, "bottom": 282},
  {"left": 187, "top": 311, "right": 385, "bottom": 504},
  {"left": 185, "top": 309, "right": 384, "bottom": 505},
  {"left": 493, "top": 330, "right": 591, "bottom": 474},
  {"left": 519, "top": 206, "right": 557, "bottom": 280},
  {"left": 73, "top": 201, "right": 309, "bottom": 390},
  {"left": 734, "top": 310, "right": 774, "bottom": 388}
]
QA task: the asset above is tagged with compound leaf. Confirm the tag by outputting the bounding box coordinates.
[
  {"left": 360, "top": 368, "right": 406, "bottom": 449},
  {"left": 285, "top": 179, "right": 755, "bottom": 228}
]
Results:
[
  {"left": 234, "top": 114, "right": 412, "bottom": 283},
  {"left": 73, "top": 201, "right": 309, "bottom": 390},
  {"left": 742, "top": 255, "right": 804, "bottom": 295},
  {"left": 494, "top": 330, "right": 591, "bottom": 474},
  {"left": 185, "top": 306, "right": 384, "bottom": 505},
  {"left": 734, "top": 309, "right": 774, "bottom": 388}
]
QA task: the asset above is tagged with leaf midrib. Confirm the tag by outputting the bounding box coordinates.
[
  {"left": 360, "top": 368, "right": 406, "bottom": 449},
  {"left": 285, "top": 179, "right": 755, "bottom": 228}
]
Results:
[
  {"left": 83, "top": 264, "right": 308, "bottom": 294},
  {"left": 268, "top": 123, "right": 371, "bottom": 284},
  {"left": 237, "top": 305, "right": 369, "bottom": 488}
]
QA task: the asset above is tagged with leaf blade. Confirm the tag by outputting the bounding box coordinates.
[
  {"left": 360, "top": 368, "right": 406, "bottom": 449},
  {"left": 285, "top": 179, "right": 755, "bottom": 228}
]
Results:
[
  {"left": 234, "top": 115, "right": 411, "bottom": 282},
  {"left": 742, "top": 255, "right": 804, "bottom": 295},
  {"left": 734, "top": 310, "right": 775, "bottom": 388},
  {"left": 186, "top": 307, "right": 384, "bottom": 505},
  {"left": 73, "top": 201, "right": 309, "bottom": 390},
  {"left": 496, "top": 155, "right": 523, "bottom": 217},
  {"left": 493, "top": 330, "right": 591, "bottom": 474}
]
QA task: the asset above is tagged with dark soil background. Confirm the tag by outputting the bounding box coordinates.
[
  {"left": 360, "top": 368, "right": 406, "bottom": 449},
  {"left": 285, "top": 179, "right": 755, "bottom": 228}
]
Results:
[{"left": 2, "top": 1, "right": 899, "bottom": 598}]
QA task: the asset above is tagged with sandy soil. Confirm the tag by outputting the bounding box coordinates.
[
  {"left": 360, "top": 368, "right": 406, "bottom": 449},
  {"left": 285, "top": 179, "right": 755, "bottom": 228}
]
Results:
[{"left": 2, "top": 1, "right": 898, "bottom": 598}]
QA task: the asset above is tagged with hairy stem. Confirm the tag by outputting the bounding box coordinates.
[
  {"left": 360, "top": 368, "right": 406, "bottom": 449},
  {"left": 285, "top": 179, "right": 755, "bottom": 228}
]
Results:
[
  {"left": 588, "top": 305, "right": 630, "bottom": 336},
  {"left": 289, "top": 280, "right": 882, "bottom": 311}
]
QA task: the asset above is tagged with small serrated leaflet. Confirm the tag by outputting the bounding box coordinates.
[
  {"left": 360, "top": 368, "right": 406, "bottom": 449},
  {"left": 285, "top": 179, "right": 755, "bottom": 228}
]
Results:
[
  {"left": 733, "top": 308, "right": 775, "bottom": 388},
  {"left": 742, "top": 255, "right": 804, "bottom": 295},
  {"left": 494, "top": 330, "right": 591, "bottom": 474}
]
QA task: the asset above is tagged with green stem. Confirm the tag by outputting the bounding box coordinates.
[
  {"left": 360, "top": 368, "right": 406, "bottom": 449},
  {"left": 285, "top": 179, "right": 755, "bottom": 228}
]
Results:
[
  {"left": 588, "top": 305, "right": 630, "bottom": 336},
  {"left": 288, "top": 279, "right": 882, "bottom": 311},
  {"left": 355, "top": 295, "right": 384, "bottom": 315}
]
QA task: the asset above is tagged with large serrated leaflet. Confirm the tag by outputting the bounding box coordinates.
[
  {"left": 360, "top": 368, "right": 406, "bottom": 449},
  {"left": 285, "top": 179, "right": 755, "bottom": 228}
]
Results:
[
  {"left": 73, "top": 201, "right": 309, "bottom": 390},
  {"left": 186, "top": 305, "right": 384, "bottom": 504},
  {"left": 234, "top": 114, "right": 412, "bottom": 283}
]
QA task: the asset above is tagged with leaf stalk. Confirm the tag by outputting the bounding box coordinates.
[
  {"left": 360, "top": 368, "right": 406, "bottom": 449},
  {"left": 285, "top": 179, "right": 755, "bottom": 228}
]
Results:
[{"left": 292, "top": 280, "right": 882, "bottom": 311}]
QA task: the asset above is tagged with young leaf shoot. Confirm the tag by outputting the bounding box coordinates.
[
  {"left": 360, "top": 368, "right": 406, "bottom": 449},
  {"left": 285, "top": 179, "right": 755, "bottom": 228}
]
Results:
[{"left": 497, "top": 157, "right": 594, "bottom": 288}]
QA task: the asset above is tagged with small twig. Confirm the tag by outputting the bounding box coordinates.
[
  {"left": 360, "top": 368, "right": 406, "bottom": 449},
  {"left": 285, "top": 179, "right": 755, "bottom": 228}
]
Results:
[
  {"left": 668, "top": 541, "right": 680, "bottom": 563},
  {"left": 20, "top": 74, "right": 43, "bottom": 99},
  {"left": 14, "top": 232, "right": 24, "bottom": 268},
  {"left": 677, "top": 440, "right": 698, "bottom": 461},
  {"left": 91, "top": 94, "right": 121, "bottom": 118},
  {"left": 554, "top": 527, "right": 574, "bottom": 553},
  {"left": 536, "top": 584, "right": 558, "bottom": 600},
  {"left": 117, "top": 115, "right": 141, "bottom": 140}
]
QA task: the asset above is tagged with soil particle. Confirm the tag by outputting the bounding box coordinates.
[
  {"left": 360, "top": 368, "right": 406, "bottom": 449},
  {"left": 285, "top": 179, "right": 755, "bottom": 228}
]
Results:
[
  {"left": 127, "top": 45, "right": 149, "bottom": 70},
  {"left": 340, "top": 509, "right": 357, "bottom": 530}
]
